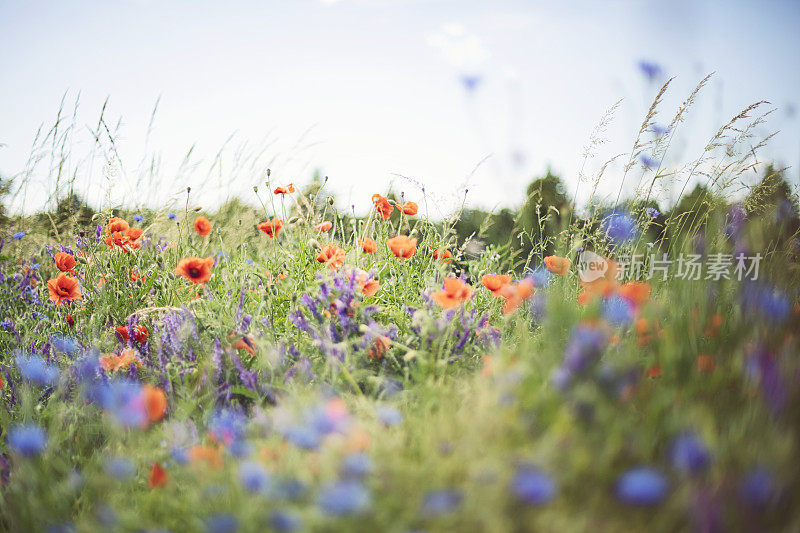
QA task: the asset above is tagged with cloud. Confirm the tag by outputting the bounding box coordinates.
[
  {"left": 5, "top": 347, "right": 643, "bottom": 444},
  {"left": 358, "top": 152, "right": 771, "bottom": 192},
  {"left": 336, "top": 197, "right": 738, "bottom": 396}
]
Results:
[{"left": 426, "top": 22, "right": 490, "bottom": 71}]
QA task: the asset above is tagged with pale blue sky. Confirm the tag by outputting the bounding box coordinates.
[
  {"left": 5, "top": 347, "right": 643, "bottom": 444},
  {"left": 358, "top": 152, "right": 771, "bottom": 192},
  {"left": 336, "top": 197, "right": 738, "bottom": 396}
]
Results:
[{"left": 1, "top": 0, "right": 798, "bottom": 215}]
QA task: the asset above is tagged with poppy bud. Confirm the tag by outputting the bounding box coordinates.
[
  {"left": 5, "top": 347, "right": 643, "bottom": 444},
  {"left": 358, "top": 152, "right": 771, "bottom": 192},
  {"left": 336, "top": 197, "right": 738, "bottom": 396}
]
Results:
[
  {"left": 193, "top": 206, "right": 202, "bottom": 212},
  {"left": 288, "top": 217, "right": 300, "bottom": 224},
  {"left": 186, "top": 187, "right": 191, "bottom": 193},
  {"left": 266, "top": 168, "right": 271, "bottom": 177},
  {"left": 327, "top": 196, "right": 335, "bottom": 205},
  {"left": 253, "top": 186, "right": 258, "bottom": 193}
]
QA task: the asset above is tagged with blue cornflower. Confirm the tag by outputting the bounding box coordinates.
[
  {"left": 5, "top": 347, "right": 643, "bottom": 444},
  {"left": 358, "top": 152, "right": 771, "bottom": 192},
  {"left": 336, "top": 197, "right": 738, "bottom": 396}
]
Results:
[
  {"left": 272, "top": 478, "right": 307, "bottom": 501},
  {"left": 132, "top": 214, "right": 143, "bottom": 223},
  {"left": 640, "top": 154, "right": 659, "bottom": 168},
  {"left": 646, "top": 207, "right": 660, "bottom": 218},
  {"left": 603, "top": 296, "right": 635, "bottom": 327},
  {"left": 270, "top": 511, "right": 302, "bottom": 532},
  {"left": 652, "top": 124, "right": 670, "bottom": 136},
  {"left": 527, "top": 267, "right": 552, "bottom": 287},
  {"left": 205, "top": 513, "right": 238, "bottom": 533},
  {"left": 51, "top": 335, "right": 78, "bottom": 354},
  {"left": 13, "top": 231, "right": 25, "bottom": 240},
  {"left": 669, "top": 432, "right": 710, "bottom": 475},
  {"left": 104, "top": 457, "right": 136, "bottom": 479},
  {"left": 15, "top": 353, "right": 59, "bottom": 386},
  {"left": 740, "top": 282, "right": 790, "bottom": 323},
  {"left": 637, "top": 60, "right": 662, "bottom": 80},
  {"left": 208, "top": 409, "right": 247, "bottom": 447},
  {"left": 511, "top": 466, "right": 556, "bottom": 505},
  {"left": 738, "top": 468, "right": 775, "bottom": 508},
  {"left": 421, "top": 489, "right": 463, "bottom": 515},
  {"left": 96, "top": 380, "right": 147, "bottom": 428},
  {"left": 601, "top": 211, "right": 638, "bottom": 245},
  {"left": 460, "top": 74, "right": 482, "bottom": 92},
  {"left": 615, "top": 467, "right": 668, "bottom": 506},
  {"left": 168, "top": 212, "right": 177, "bottom": 221},
  {"left": 7, "top": 423, "right": 47, "bottom": 457},
  {"left": 341, "top": 452, "right": 372, "bottom": 479},
  {"left": 317, "top": 481, "right": 370, "bottom": 515},
  {"left": 562, "top": 325, "right": 607, "bottom": 374},
  {"left": 239, "top": 461, "right": 269, "bottom": 494},
  {"left": 375, "top": 405, "right": 402, "bottom": 426},
  {"left": 171, "top": 447, "right": 189, "bottom": 465},
  {"left": 284, "top": 425, "right": 320, "bottom": 450}
]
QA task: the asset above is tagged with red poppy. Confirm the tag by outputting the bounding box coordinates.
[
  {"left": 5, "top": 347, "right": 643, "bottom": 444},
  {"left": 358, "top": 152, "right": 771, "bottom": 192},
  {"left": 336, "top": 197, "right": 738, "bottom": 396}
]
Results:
[
  {"left": 194, "top": 216, "right": 212, "bottom": 237},
  {"left": 232, "top": 335, "right": 256, "bottom": 356},
  {"left": 143, "top": 384, "right": 167, "bottom": 422},
  {"left": 647, "top": 365, "right": 662, "bottom": 378},
  {"left": 358, "top": 238, "right": 377, "bottom": 254},
  {"left": 400, "top": 201, "right": 418, "bottom": 215},
  {"left": 371, "top": 194, "right": 394, "bottom": 220},
  {"left": 100, "top": 348, "right": 142, "bottom": 373},
  {"left": 274, "top": 183, "right": 295, "bottom": 195},
  {"left": 149, "top": 462, "right": 169, "bottom": 489},
  {"left": 54, "top": 252, "right": 76, "bottom": 272},
  {"left": 107, "top": 217, "right": 129, "bottom": 234},
  {"left": 386, "top": 235, "right": 417, "bottom": 259},
  {"left": 351, "top": 269, "right": 379, "bottom": 297},
  {"left": 316, "top": 221, "right": 333, "bottom": 232},
  {"left": 133, "top": 325, "right": 149, "bottom": 343},
  {"left": 65, "top": 314, "right": 75, "bottom": 327},
  {"left": 46, "top": 273, "right": 82, "bottom": 305},
  {"left": 481, "top": 274, "right": 512, "bottom": 295},
  {"left": 431, "top": 277, "right": 473, "bottom": 309},
  {"left": 316, "top": 244, "right": 345, "bottom": 269},
  {"left": 126, "top": 227, "right": 144, "bottom": 241},
  {"left": 257, "top": 218, "right": 284, "bottom": 238},
  {"left": 368, "top": 336, "right": 391, "bottom": 360},
  {"left": 697, "top": 354, "right": 715, "bottom": 373},
  {"left": 543, "top": 255, "right": 571, "bottom": 276},
  {"left": 619, "top": 281, "right": 651, "bottom": 307},
  {"left": 115, "top": 325, "right": 130, "bottom": 341},
  {"left": 431, "top": 247, "right": 453, "bottom": 261},
  {"left": 498, "top": 279, "right": 534, "bottom": 314},
  {"left": 175, "top": 256, "right": 214, "bottom": 284}
]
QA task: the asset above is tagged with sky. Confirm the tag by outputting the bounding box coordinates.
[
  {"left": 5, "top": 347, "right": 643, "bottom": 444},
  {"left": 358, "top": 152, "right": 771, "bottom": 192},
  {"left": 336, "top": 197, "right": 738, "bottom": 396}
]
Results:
[{"left": 1, "top": 0, "right": 799, "bottom": 217}]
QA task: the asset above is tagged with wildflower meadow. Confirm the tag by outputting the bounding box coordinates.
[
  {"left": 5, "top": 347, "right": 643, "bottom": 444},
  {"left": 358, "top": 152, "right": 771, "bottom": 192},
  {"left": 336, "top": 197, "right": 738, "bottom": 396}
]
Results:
[{"left": 2, "top": 79, "right": 800, "bottom": 531}]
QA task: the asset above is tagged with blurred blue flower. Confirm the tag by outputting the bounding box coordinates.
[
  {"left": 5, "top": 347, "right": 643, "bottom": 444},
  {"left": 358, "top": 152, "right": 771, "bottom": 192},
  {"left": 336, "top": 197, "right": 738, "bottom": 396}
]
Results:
[
  {"left": 171, "top": 447, "right": 189, "bottom": 465},
  {"left": 205, "top": 513, "right": 238, "bottom": 533},
  {"left": 284, "top": 425, "right": 320, "bottom": 450},
  {"left": 669, "top": 432, "right": 710, "bottom": 475},
  {"left": 270, "top": 511, "right": 302, "bottom": 532},
  {"left": 239, "top": 461, "right": 269, "bottom": 494},
  {"left": 615, "top": 467, "right": 668, "bottom": 506},
  {"left": 341, "top": 452, "right": 372, "bottom": 479},
  {"left": 96, "top": 380, "right": 147, "bottom": 428},
  {"left": 168, "top": 212, "right": 177, "bottom": 221},
  {"left": 738, "top": 468, "right": 776, "bottom": 508},
  {"left": 132, "top": 214, "right": 143, "bottom": 222},
  {"left": 740, "top": 282, "right": 790, "bottom": 323},
  {"left": 527, "top": 267, "right": 552, "bottom": 287},
  {"left": 317, "top": 481, "right": 370, "bottom": 515},
  {"left": 15, "top": 353, "right": 59, "bottom": 386},
  {"left": 603, "top": 296, "right": 635, "bottom": 327},
  {"left": 460, "top": 74, "right": 482, "bottom": 92},
  {"left": 640, "top": 154, "right": 659, "bottom": 168},
  {"left": 550, "top": 366, "right": 573, "bottom": 391},
  {"left": 646, "top": 207, "right": 659, "bottom": 218},
  {"left": 511, "top": 466, "right": 556, "bottom": 505},
  {"left": 12, "top": 231, "right": 25, "bottom": 240},
  {"left": 601, "top": 211, "right": 638, "bottom": 245},
  {"left": 273, "top": 477, "right": 307, "bottom": 501},
  {"left": 51, "top": 335, "right": 78, "bottom": 354},
  {"left": 421, "top": 489, "right": 462, "bottom": 515},
  {"left": 7, "top": 423, "right": 47, "bottom": 457},
  {"left": 637, "top": 60, "right": 662, "bottom": 81},
  {"left": 563, "top": 325, "right": 607, "bottom": 374},
  {"left": 652, "top": 124, "right": 670, "bottom": 136},
  {"left": 375, "top": 405, "right": 402, "bottom": 426},
  {"left": 104, "top": 457, "right": 136, "bottom": 479}
]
